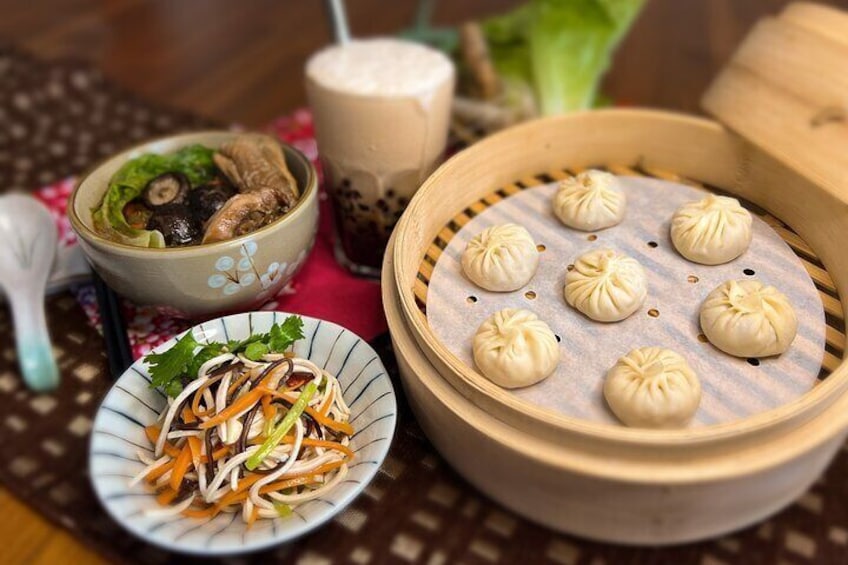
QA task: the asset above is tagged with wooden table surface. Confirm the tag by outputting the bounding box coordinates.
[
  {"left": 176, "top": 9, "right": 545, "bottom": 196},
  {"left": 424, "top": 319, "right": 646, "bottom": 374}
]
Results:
[{"left": 1, "top": 0, "right": 846, "bottom": 563}]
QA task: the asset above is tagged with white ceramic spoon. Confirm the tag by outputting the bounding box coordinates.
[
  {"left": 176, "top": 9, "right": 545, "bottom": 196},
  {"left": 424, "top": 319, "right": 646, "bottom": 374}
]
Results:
[{"left": 0, "top": 194, "right": 60, "bottom": 391}]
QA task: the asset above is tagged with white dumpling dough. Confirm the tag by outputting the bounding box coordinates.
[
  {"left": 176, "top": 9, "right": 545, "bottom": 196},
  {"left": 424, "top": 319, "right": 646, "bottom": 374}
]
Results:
[
  {"left": 604, "top": 347, "right": 701, "bottom": 429},
  {"left": 670, "top": 194, "right": 752, "bottom": 265},
  {"left": 461, "top": 223, "right": 539, "bottom": 292},
  {"left": 564, "top": 248, "right": 647, "bottom": 322},
  {"left": 472, "top": 308, "right": 560, "bottom": 388},
  {"left": 552, "top": 169, "right": 626, "bottom": 231},
  {"left": 700, "top": 279, "right": 798, "bottom": 358}
]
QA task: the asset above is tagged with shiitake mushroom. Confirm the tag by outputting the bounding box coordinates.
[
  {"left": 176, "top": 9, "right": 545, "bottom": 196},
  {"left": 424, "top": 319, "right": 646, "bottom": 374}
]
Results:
[
  {"left": 189, "top": 179, "right": 237, "bottom": 224},
  {"left": 146, "top": 204, "right": 200, "bottom": 246},
  {"left": 143, "top": 172, "right": 190, "bottom": 208}
]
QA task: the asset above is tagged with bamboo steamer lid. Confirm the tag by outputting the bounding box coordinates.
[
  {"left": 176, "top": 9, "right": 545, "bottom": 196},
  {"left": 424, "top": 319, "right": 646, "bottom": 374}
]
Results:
[{"left": 702, "top": 2, "right": 848, "bottom": 196}]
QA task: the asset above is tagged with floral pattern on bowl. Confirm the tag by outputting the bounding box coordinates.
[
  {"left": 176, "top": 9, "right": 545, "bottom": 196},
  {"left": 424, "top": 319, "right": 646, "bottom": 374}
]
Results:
[{"left": 207, "top": 238, "right": 313, "bottom": 300}]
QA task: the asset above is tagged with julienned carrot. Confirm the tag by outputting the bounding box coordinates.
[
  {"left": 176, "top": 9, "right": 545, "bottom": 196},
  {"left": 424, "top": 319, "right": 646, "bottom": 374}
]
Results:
[
  {"left": 156, "top": 488, "right": 179, "bottom": 505},
  {"left": 181, "top": 406, "right": 196, "bottom": 424},
  {"left": 260, "top": 460, "right": 346, "bottom": 493},
  {"left": 199, "top": 388, "right": 265, "bottom": 430},
  {"left": 297, "top": 438, "right": 354, "bottom": 460},
  {"left": 144, "top": 460, "right": 174, "bottom": 483},
  {"left": 258, "top": 473, "right": 321, "bottom": 496},
  {"left": 190, "top": 374, "right": 225, "bottom": 417},
  {"left": 217, "top": 475, "right": 319, "bottom": 508},
  {"left": 219, "top": 461, "right": 345, "bottom": 506},
  {"left": 144, "top": 425, "right": 181, "bottom": 458},
  {"left": 227, "top": 371, "right": 251, "bottom": 397},
  {"left": 186, "top": 436, "right": 202, "bottom": 468},
  {"left": 258, "top": 388, "right": 354, "bottom": 436},
  {"left": 212, "top": 452, "right": 348, "bottom": 507},
  {"left": 182, "top": 505, "right": 221, "bottom": 519},
  {"left": 204, "top": 445, "right": 230, "bottom": 464},
  {"left": 265, "top": 436, "right": 354, "bottom": 460},
  {"left": 215, "top": 473, "right": 265, "bottom": 504},
  {"left": 145, "top": 420, "right": 231, "bottom": 464},
  {"left": 169, "top": 444, "right": 193, "bottom": 491}
]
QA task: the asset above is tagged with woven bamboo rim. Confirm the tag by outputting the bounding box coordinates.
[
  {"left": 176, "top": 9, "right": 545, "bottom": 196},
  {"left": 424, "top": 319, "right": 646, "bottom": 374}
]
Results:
[{"left": 392, "top": 109, "right": 848, "bottom": 452}]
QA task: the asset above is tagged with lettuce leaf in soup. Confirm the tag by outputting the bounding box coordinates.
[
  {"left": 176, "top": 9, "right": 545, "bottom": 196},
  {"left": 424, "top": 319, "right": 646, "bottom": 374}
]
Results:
[{"left": 92, "top": 144, "right": 216, "bottom": 248}]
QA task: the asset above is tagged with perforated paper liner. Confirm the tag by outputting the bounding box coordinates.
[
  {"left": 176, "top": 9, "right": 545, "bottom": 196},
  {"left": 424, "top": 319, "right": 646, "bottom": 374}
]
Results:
[{"left": 427, "top": 176, "right": 826, "bottom": 426}]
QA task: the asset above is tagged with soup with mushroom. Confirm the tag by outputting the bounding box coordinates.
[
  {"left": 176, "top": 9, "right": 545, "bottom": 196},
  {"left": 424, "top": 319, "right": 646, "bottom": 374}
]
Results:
[{"left": 92, "top": 134, "right": 301, "bottom": 248}]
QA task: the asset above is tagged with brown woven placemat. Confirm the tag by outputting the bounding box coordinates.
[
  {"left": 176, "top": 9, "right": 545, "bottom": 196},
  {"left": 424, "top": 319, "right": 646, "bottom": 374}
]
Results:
[{"left": 1, "top": 44, "right": 848, "bottom": 564}]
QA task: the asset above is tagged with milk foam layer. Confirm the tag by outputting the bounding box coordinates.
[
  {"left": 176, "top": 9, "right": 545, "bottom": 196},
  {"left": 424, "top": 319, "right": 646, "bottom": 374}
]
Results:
[{"left": 306, "top": 38, "right": 454, "bottom": 97}]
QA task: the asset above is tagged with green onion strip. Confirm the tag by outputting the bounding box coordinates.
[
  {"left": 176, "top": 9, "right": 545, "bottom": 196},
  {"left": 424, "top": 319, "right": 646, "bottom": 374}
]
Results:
[{"left": 246, "top": 381, "right": 317, "bottom": 471}]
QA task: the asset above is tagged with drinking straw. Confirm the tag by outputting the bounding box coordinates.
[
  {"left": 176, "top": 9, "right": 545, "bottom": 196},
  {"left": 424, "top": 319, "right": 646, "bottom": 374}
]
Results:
[{"left": 325, "top": 0, "right": 351, "bottom": 44}]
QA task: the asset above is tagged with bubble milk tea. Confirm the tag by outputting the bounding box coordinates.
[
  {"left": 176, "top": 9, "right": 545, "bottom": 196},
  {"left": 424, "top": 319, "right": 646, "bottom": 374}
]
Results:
[{"left": 306, "top": 38, "right": 455, "bottom": 275}]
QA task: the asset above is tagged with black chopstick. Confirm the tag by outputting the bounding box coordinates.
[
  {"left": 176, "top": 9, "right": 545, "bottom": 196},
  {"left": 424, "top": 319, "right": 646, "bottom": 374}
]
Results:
[{"left": 92, "top": 271, "right": 134, "bottom": 379}]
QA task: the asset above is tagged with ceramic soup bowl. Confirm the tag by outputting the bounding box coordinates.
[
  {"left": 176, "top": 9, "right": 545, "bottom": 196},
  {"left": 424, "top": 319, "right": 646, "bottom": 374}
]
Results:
[{"left": 69, "top": 131, "right": 319, "bottom": 318}]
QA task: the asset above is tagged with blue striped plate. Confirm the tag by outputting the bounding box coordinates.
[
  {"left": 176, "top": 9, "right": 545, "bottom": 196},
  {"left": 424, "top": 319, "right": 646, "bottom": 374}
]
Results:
[{"left": 89, "top": 311, "right": 396, "bottom": 555}]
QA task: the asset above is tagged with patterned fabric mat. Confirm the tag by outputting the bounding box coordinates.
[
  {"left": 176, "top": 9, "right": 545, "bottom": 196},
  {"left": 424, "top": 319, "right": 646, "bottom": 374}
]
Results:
[{"left": 1, "top": 44, "right": 848, "bottom": 564}]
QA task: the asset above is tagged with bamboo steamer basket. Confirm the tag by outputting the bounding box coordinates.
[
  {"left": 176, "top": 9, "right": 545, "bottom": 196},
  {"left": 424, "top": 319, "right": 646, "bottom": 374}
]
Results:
[
  {"left": 384, "top": 235, "right": 847, "bottom": 544},
  {"left": 384, "top": 3, "right": 848, "bottom": 544}
]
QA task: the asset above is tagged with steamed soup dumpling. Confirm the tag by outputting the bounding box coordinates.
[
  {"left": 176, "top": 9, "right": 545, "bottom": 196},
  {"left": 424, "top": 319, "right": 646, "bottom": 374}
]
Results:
[
  {"left": 472, "top": 308, "right": 559, "bottom": 388},
  {"left": 462, "top": 223, "right": 539, "bottom": 292},
  {"left": 552, "top": 169, "right": 626, "bottom": 231},
  {"left": 564, "top": 248, "right": 647, "bottom": 322},
  {"left": 670, "top": 194, "right": 752, "bottom": 265},
  {"left": 604, "top": 347, "right": 701, "bottom": 429},
  {"left": 700, "top": 279, "right": 798, "bottom": 358}
]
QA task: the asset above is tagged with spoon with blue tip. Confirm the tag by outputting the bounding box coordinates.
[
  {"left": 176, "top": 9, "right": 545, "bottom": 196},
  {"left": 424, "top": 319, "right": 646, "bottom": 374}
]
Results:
[{"left": 0, "top": 194, "right": 60, "bottom": 391}]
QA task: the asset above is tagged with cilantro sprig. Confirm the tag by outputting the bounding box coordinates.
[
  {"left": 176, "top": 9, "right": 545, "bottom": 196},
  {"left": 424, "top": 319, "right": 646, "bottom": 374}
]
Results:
[{"left": 145, "top": 315, "right": 305, "bottom": 397}]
